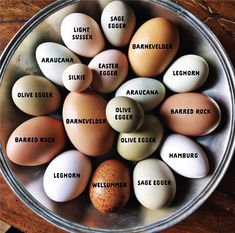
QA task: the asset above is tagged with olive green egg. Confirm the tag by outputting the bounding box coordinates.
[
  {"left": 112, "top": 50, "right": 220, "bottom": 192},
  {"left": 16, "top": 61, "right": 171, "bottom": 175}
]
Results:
[
  {"left": 117, "top": 115, "right": 164, "bottom": 161},
  {"left": 12, "top": 75, "right": 61, "bottom": 116},
  {"left": 106, "top": 96, "right": 144, "bottom": 133}
]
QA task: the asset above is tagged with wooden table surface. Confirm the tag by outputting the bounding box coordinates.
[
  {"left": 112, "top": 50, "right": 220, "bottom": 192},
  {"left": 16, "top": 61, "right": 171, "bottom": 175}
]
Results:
[{"left": 0, "top": 1, "right": 234, "bottom": 233}]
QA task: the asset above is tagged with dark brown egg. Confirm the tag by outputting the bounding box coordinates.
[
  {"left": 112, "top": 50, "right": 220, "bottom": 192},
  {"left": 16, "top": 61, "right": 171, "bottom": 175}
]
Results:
[{"left": 89, "top": 159, "right": 131, "bottom": 213}]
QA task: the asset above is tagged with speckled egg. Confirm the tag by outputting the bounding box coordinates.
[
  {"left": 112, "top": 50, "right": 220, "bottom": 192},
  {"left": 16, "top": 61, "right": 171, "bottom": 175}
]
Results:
[{"left": 89, "top": 159, "right": 131, "bottom": 213}]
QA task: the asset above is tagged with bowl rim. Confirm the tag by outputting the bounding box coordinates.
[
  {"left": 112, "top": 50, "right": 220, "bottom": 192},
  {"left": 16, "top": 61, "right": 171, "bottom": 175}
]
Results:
[{"left": 0, "top": 0, "right": 234, "bottom": 232}]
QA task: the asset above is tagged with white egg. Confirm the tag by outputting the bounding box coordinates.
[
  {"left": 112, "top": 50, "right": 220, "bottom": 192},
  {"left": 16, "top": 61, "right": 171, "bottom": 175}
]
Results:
[
  {"left": 61, "top": 13, "right": 105, "bottom": 57},
  {"left": 36, "top": 42, "right": 80, "bottom": 86},
  {"left": 133, "top": 158, "right": 176, "bottom": 209},
  {"left": 101, "top": 1, "right": 136, "bottom": 47},
  {"left": 43, "top": 150, "right": 92, "bottom": 202},
  {"left": 115, "top": 78, "right": 165, "bottom": 112},
  {"left": 160, "top": 134, "right": 209, "bottom": 178},
  {"left": 163, "top": 54, "right": 209, "bottom": 92}
]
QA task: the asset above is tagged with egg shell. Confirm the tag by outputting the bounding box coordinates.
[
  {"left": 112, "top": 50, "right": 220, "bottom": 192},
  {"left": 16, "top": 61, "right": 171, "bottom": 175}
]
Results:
[
  {"left": 115, "top": 77, "right": 166, "bottom": 111},
  {"left": 88, "top": 49, "right": 128, "bottom": 93},
  {"left": 160, "top": 134, "right": 209, "bottom": 178},
  {"left": 6, "top": 116, "right": 66, "bottom": 166},
  {"left": 61, "top": 13, "right": 105, "bottom": 57},
  {"left": 12, "top": 75, "right": 61, "bottom": 116},
  {"left": 89, "top": 159, "right": 131, "bottom": 213},
  {"left": 62, "top": 63, "right": 93, "bottom": 92},
  {"left": 133, "top": 158, "right": 176, "bottom": 209},
  {"left": 106, "top": 96, "right": 144, "bottom": 133},
  {"left": 117, "top": 115, "right": 164, "bottom": 161},
  {"left": 43, "top": 150, "right": 92, "bottom": 202},
  {"left": 159, "top": 93, "right": 221, "bottom": 136},
  {"left": 163, "top": 54, "right": 209, "bottom": 92},
  {"left": 63, "top": 91, "right": 115, "bottom": 156},
  {"left": 128, "top": 17, "right": 179, "bottom": 77},
  {"left": 36, "top": 42, "right": 80, "bottom": 86},
  {"left": 101, "top": 1, "right": 136, "bottom": 47}
]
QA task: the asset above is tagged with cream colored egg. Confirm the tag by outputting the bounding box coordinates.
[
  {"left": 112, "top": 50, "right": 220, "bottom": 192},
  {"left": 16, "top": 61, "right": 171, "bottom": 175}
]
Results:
[
  {"left": 101, "top": 1, "right": 136, "bottom": 47},
  {"left": 106, "top": 96, "right": 144, "bottom": 133},
  {"left": 62, "top": 63, "right": 92, "bottom": 92},
  {"left": 133, "top": 158, "right": 176, "bottom": 209},
  {"left": 89, "top": 159, "right": 131, "bottom": 213},
  {"left": 117, "top": 115, "right": 164, "bottom": 161},
  {"left": 61, "top": 13, "right": 105, "bottom": 57}
]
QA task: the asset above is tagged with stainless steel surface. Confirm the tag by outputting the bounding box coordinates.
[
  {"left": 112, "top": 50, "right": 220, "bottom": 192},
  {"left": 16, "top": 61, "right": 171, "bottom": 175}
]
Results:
[{"left": 0, "top": 0, "right": 234, "bottom": 232}]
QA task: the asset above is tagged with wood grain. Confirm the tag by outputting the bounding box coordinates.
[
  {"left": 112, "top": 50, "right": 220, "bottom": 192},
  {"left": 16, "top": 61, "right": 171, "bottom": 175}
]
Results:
[
  {"left": 175, "top": 0, "right": 235, "bottom": 65},
  {"left": 0, "top": 0, "right": 234, "bottom": 233}
]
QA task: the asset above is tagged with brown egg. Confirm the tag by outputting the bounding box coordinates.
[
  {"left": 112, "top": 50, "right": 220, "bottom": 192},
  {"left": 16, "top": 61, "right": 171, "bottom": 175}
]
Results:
[
  {"left": 63, "top": 91, "right": 115, "bottom": 156},
  {"left": 89, "top": 159, "right": 131, "bottom": 213},
  {"left": 6, "top": 116, "right": 66, "bottom": 166},
  {"left": 128, "top": 17, "right": 179, "bottom": 77},
  {"left": 159, "top": 93, "right": 221, "bottom": 136}
]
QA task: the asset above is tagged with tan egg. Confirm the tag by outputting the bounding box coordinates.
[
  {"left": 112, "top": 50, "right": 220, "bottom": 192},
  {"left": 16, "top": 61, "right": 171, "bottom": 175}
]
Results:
[
  {"left": 88, "top": 49, "right": 128, "bottom": 93},
  {"left": 12, "top": 75, "right": 61, "bottom": 116},
  {"left": 61, "top": 13, "right": 105, "bottom": 57},
  {"left": 128, "top": 17, "right": 179, "bottom": 77},
  {"left": 89, "top": 159, "right": 131, "bottom": 213},
  {"left": 62, "top": 63, "right": 93, "bottom": 92},
  {"left": 106, "top": 96, "right": 144, "bottom": 133},
  {"left": 117, "top": 115, "right": 164, "bottom": 161},
  {"left": 63, "top": 91, "right": 115, "bottom": 156},
  {"left": 159, "top": 93, "right": 221, "bottom": 136},
  {"left": 6, "top": 116, "right": 66, "bottom": 166}
]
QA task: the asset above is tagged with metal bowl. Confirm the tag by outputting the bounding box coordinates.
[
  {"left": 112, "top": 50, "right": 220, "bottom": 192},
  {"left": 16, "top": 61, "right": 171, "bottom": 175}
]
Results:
[{"left": 0, "top": 0, "right": 234, "bottom": 232}]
